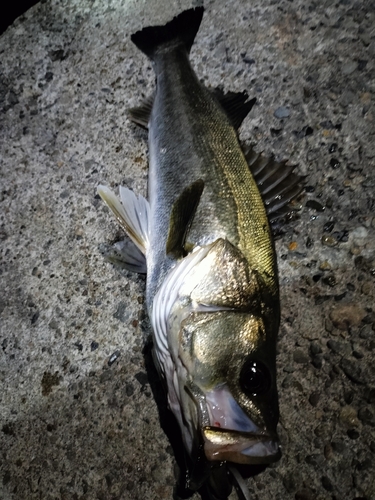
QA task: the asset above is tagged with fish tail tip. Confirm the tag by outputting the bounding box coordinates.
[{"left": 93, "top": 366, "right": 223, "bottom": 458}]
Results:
[{"left": 131, "top": 6, "right": 204, "bottom": 59}]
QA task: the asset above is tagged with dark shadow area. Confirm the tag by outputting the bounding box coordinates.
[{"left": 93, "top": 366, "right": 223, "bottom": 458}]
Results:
[{"left": 0, "top": 0, "right": 40, "bottom": 35}]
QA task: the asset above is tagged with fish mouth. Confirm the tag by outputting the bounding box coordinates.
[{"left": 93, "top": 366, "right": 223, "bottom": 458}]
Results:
[
  {"left": 202, "top": 426, "right": 280, "bottom": 464},
  {"left": 199, "top": 384, "right": 280, "bottom": 464}
]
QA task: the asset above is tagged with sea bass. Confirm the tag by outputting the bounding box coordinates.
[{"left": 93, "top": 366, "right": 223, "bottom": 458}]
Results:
[{"left": 98, "top": 7, "right": 303, "bottom": 499}]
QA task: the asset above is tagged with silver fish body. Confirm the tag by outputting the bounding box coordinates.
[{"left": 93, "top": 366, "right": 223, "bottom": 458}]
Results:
[{"left": 98, "top": 6, "right": 304, "bottom": 498}]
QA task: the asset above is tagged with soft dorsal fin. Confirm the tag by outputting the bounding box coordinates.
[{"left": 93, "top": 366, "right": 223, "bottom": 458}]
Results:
[
  {"left": 127, "top": 95, "right": 154, "bottom": 129},
  {"left": 166, "top": 179, "right": 205, "bottom": 258},
  {"left": 97, "top": 185, "right": 150, "bottom": 254},
  {"left": 243, "top": 145, "right": 306, "bottom": 234},
  {"left": 212, "top": 89, "right": 256, "bottom": 129}
]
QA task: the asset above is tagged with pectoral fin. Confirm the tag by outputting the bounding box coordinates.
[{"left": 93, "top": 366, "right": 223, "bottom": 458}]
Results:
[
  {"left": 97, "top": 185, "right": 150, "bottom": 255},
  {"left": 166, "top": 179, "right": 204, "bottom": 258}
]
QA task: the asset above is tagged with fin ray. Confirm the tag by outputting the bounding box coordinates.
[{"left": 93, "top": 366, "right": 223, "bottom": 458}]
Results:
[
  {"left": 212, "top": 89, "right": 256, "bottom": 129},
  {"left": 128, "top": 95, "right": 154, "bottom": 129},
  {"left": 243, "top": 146, "right": 305, "bottom": 233},
  {"left": 100, "top": 239, "right": 147, "bottom": 274},
  {"left": 97, "top": 185, "right": 150, "bottom": 254}
]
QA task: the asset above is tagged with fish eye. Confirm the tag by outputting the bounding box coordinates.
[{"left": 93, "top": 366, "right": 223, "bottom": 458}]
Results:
[{"left": 239, "top": 359, "right": 271, "bottom": 397}]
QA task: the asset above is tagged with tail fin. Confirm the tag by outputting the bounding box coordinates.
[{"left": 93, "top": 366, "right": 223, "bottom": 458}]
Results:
[{"left": 131, "top": 7, "right": 204, "bottom": 59}]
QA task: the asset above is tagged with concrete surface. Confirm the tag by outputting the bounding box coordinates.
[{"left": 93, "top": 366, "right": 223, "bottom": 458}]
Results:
[{"left": 1, "top": 0, "right": 374, "bottom": 499}]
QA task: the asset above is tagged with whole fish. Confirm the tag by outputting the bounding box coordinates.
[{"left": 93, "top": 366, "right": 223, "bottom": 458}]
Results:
[{"left": 98, "top": 7, "right": 303, "bottom": 499}]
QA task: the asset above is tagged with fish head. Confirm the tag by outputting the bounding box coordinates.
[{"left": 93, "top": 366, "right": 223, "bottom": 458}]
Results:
[
  {"left": 179, "top": 310, "right": 280, "bottom": 465},
  {"left": 156, "top": 238, "right": 280, "bottom": 466}
]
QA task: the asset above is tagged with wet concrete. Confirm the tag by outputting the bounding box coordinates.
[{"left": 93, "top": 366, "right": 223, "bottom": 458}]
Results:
[{"left": 1, "top": 0, "right": 374, "bottom": 499}]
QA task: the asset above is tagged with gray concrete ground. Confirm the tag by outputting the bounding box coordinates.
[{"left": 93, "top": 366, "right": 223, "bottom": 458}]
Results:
[{"left": 1, "top": 0, "right": 374, "bottom": 499}]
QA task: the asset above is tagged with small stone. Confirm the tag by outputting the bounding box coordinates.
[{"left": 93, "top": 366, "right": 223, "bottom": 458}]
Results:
[
  {"left": 311, "top": 354, "right": 323, "bottom": 369},
  {"left": 329, "top": 304, "right": 366, "bottom": 330},
  {"left": 331, "top": 440, "right": 346, "bottom": 453},
  {"left": 344, "top": 390, "right": 354, "bottom": 404},
  {"left": 330, "top": 158, "right": 340, "bottom": 169},
  {"left": 347, "top": 429, "right": 360, "bottom": 439},
  {"left": 295, "top": 489, "right": 314, "bottom": 500},
  {"left": 323, "top": 220, "right": 335, "bottom": 232},
  {"left": 339, "top": 406, "right": 360, "bottom": 427},
  {"left": 324, "top": 443, "right": 333, "bottom": 460},
  {"left": 281, "top": 375, "right": 303, "bottom": 391},
  {"left": 321, "top": 234, "right": 338, "bottom": 247},
  {"left": 333, "top": 229, "right": 349, "bottom": 242},
  {"left": 90, "top": 341, "right": 99, "bottom": 351},
  {"left": 305, "top": 453, "right": 324, "bottom": 467},
  {"left": 309, "top": 392, "right": 320, "bottom": 406},
  {"left": 352, "top": 343, "right": 364, "bottom": 359},
  {"left": 351, "top": 226, "right": 368, "bottom": 245},
  {"left": 359, "top": 325, "right": 372, "bottom": 339},
  {"left": 125, "top": 383, "right": 134, "bottom": 397},
  {"left": 340, "top": 357, "right": 365, "bottom": 384},
  {"left": 325, "top": 318, "right": 334, "bottom": 332},
  {"left": 358, "top": 407, "right": 375, "bottom": 426},
  {"left": 327, "top": 339, "right": 351, "bottom": 356},
  {"left": 274, "top": 106, "right": 290, "bottom": 119},
  {"left": 293, "top": 349, "right": 309, "bottom": 364},
  {"left": 306, "top": 200, "right": 325, "bottom": 211},
  {"left": 48, "top": 319, "right": 59, "bottom": 330},
  {"left": 354, "top": 255, "right": 375, "bottom": 273},
  {"left": 283, "top": 473, "right": 298, "bottom": 492},
  {"left": 322, "top": 274, "right": 337, "bottom": 287},
  {"left": 319, "top": 260, "right": 332, "bottom": 271},
  {"left": 365, "top": 387, "right": 375, "bottom": 405},
  {"left": 309, "top": 342, "right": 322, "bottom": 355},
  {"left": 361, "top": 282, "right": 372, "bottom": 295},
  {"left": 135, "top": 371, "right": 148, "bottom": 388},
  {"left": 314, "top": 422, "right": 331, "bottom": 438},
  {"left": 341, "top": 61, "right": 357, "bottom": 75},
  {"left": 108, "top": 350, "right": 121, "bottom": 366},
  {"left": 321, "top": 475, "right": 334, "bottom": 491}
]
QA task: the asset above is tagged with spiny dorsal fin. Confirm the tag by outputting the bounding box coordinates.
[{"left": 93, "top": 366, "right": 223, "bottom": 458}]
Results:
[
  {"left": 212, "top": 88, "right": 256, "bottom": 130},
  {"left": 127, "top": 94, "right": 154, "bottom": 129},
  {"left": 166, "top": 179, "right": 204, "bottom": 258},
  {"left": 243, "top": 145, "right": 306, "bottom": 234}
]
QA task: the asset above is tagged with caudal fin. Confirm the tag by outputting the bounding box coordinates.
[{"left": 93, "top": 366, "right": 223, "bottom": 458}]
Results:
[{"left": 131, "top": 7, "right": 204, "bottom": 59}]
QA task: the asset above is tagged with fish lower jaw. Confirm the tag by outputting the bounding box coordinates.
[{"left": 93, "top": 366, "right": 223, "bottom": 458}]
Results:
[{"left": 202, "top": 426, "right": 280, "bottom": 465}]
